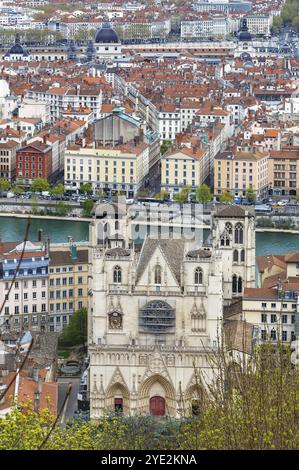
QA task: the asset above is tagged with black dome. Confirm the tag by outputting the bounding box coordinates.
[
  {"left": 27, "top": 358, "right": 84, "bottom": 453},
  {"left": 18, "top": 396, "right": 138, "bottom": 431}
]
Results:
[
  {"left": 238, "top": 31, "right": 252, "bottom": 41},
  {"left": 238, "top": 18, "right": 252, "bottom": 42},
  {"left": 95, "top": 23, "right": 119, "bottom": 44},
  {"left": 5, "top": 34, "right": 30, "bottom": 57}
]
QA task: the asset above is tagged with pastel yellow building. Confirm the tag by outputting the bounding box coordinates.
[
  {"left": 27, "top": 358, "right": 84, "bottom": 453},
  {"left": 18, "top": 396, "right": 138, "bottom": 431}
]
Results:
[
  {"left": 65, "top": 142, "right": 150, "bottom": 198},
  {"left": 214, "top": 149, "right": 269, "bottom": 199},
  {"left": 48, "top": 246, "right": 88, "bottom": 332},
  {"left": 268, "top": 151, "right": 299, "bottom": 197},
  {"left": 161, "top": 147, "right": 210, "bottom": 196}
]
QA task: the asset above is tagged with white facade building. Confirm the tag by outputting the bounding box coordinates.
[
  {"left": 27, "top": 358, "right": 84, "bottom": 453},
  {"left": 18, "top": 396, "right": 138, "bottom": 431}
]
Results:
[
  {"left": 18, "top": 99, "right": 51, "bottom": 124},
  {"left": 88, "top": 204, "right": 256, "bottom": 417},
  {"left": 181, "top": 17, "right": 232, "bottom": 39},
  {"left": 245, "top": 15, "right": 272, "bottom": 36}
]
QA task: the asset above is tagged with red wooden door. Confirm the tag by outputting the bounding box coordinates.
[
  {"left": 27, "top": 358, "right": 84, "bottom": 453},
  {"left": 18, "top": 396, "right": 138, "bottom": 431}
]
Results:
[{"left": 149, "top": 396, "right": 165, "bottom": 416}]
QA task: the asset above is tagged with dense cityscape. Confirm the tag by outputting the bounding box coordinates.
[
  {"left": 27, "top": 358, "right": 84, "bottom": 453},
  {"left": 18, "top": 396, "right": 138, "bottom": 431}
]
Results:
[{"left": 0, "top": 0, "right": 298, "bottom": 453}]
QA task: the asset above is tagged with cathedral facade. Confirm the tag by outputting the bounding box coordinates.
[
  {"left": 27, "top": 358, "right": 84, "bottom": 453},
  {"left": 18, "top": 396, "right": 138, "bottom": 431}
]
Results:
[{"left": 88, "top": 203, "right": 255, "bottom": 418}]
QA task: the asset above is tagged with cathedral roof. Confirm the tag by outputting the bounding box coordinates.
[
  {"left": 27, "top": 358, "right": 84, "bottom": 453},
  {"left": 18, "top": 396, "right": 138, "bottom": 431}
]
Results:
[
  {"left": 136, "top": 238, "right": 185, "bottom": 284},
  {"left": 215, "top": 205, "right": 255, "bottom": 218}
]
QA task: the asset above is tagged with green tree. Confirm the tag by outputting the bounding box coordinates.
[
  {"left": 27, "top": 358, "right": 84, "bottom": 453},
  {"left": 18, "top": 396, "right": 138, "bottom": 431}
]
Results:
[
  {"left": 178, "top": 337, "right": 299, "bottom": 450},
  {"left": 12, "top": 186, "right": 24, "bottom": 202},
  {"left": 174, "top": 186, "right": 191, "bottom": 203},
  {"left": 196, "top": 184, "right": 212, "bottom": 204},
  {"left": 160, "top": 140, "right": 172, "bottom": 155},
  {"left": 55, "top": 201, "right": 70, "bottom": 217},
  {"left": 0, "top": 178, "right": 11, "bottom": 192},
  {"left": 31, "top": 178, "right": 50, "bottom": 193},
  {"left": 82, "top": 198, "right": 94, "bottom": 217},
  {"left": 50, "top": 184, "right": 65, "bottom": 200},
  {"left": 272, "top": 15, "right": 283, "bottom": 33},
  {"left": 30, "top": 197, "right": 39, "bottom": 215},
  {"left": 155, "top": 190, "right": 169, "bottom": 201},
  {"left": 292, "top": 15, "right": 299, "bottom": 31},
  {"left": 137, "top": 189, "right": 149, "bottom": 198},
  {"left": 246, "top": 186, "right": 256, "bottom": 203},
  {"left": 220, "top": 191, "right": 233, "bottom": 204},
  {"left": 79, "top": 183, "right": 93, "bottom": 194},
  {"left": 59, "top": 308, "right": 87, "bottom": 349},
  {"left": 13, "top": 186, "right": 24, "bottom": 195}
]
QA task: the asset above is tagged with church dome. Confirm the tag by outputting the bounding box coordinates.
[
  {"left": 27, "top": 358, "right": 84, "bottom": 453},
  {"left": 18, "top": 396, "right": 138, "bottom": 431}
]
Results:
[
  {"left": 238, "top": 31, "right": 252, "bottom": 41},
  {"left": 238, "top": 18, "right": 252, "bottom": 42},
  {"left": 5, "top": 34, "right": 30, "bottom": 57},
  {"left": 95, "top": 23, "right": 119, "bottom": 44}
]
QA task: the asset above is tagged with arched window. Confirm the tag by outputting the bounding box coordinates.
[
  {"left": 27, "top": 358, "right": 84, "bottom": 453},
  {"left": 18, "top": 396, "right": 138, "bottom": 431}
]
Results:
[
  {"left": 220, "top": 231, "right": 230, "bottom": 247},
  {"left": 232, "top": 275, "right": 238, "bottom": 293},
  {"left": 225, "top": 222, "right": 233, "bottom": 235},
  {"left": 233, "top": 250, "right": 239, "bottom": 262},
  {"left": 113, "top": 265, "right": 122, "bottom": 284},
  {"left": 194, "top": 267, "right": 203, "bottom": 285},
  {"left": 234, "top": 223, "right": 244, "bottom": 244},
  {"left": 238, "top": 277, "right": 243, "bottom": 293},
  {"left": 154, "top": 265, "right": 161, "bottom": 284},
  {"left": 240, "top": 249, "right": 245, "bottom": 262}
]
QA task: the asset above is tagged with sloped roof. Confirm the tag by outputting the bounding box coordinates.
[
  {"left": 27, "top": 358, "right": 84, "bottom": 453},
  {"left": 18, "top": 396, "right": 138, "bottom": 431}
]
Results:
[
  {"left": 136, "top": 238, "right": 185, "bottom": 285},
  {"left": 285, "top": 253, "right": 299, "bottom": 263},
  {"left": 256, "top": 254, "right": 286, "bottom": 273},
  {"left": 215, "top": 205, "right": 254, "bottom": 218}
]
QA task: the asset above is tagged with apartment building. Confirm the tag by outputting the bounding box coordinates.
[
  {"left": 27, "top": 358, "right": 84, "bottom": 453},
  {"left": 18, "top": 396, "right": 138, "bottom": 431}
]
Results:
[
  {"left": 214, "top": 149, "right": 269, "bottom": 198},
  {"left": 48, "top": 246, "right": 88, "bottom": 332},
  {"left": 195, "top": 103, "right": 233, "bottom": 139},
  {"left": 0, "top": 140, "right": 18, "bottom": 181},
  {"left": 64, "top": 141, "right": 150, "bottom": 197},
  {"left": 25, "top": 85, "right": 103, "bottom": 122},
  {"left": 118, "top": 19, "right": 171, "bottom": 39},
  {"left": 269, "top": 150, "right": 299, "bottom": 197},
  {"left": 0, "top": 241, "right": 49, "bottom": 333},
  {"left": 161, "top": 146, "right": 209, "bottom": 196},
  {"left": 16, "top": 143, "right": 53, "bottom": 184},
  {"left": 193, "top": 1, "right": 252, "bottom": 13},
  {"left": 181, "top": 17, "right": 231, "bottom": 40},
  {"left": 180, "top": 101, "right": 202, "bottom": 132},
  {"left": 245, "top": 14, "right": 272, "bottom": 36},
  {"left": 158, "top": 105, "right": 181, "bottom": 141},
  {"left": 226, "top": 286, "right": 298, "bottom": 344}
]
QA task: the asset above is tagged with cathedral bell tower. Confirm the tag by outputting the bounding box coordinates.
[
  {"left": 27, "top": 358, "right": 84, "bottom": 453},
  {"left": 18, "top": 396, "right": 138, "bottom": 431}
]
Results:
[{"left": 212, "top": 205, "right": 255, "bottom": 303}]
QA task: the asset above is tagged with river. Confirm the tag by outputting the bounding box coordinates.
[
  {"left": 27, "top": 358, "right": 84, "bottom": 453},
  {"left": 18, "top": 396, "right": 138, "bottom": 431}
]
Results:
[{"left": 0, "top": 216, "right": 299, "bottom": 256}]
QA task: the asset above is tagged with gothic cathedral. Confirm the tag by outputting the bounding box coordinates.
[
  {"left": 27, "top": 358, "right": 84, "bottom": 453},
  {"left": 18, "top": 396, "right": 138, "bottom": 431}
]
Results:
[{"left": 88, "top": 202, "right": 255, "bottom": 418}]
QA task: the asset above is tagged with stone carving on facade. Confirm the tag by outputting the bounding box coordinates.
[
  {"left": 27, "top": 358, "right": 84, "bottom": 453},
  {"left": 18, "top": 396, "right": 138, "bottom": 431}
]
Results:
[
  {"left": 191, "top": 298, "right": 206, "bottom": 332},
  {"left": 108, "top": 311, "right": 123, "bottom": 329},
  {"left": 140, "top": 349, "right": 173, "bottom": 385},
  {"left": 108, "top": 296, "right": 123, "bottom": 329},
  {"left": 107, "top": 366, "right": 128, "bottom": 390},
  {"left": 139, "top": 355, "right": 148, "bottom": 366},
  {"left": 99, "top": 374, "right": 105, "bottom": 394},
  {"left": 166, "top": 354, "right": 175, "bottom": 366},
  {"left": 92, "top": 374, "right": 98, "bottom": 393}
]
